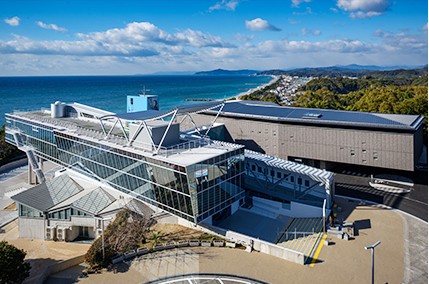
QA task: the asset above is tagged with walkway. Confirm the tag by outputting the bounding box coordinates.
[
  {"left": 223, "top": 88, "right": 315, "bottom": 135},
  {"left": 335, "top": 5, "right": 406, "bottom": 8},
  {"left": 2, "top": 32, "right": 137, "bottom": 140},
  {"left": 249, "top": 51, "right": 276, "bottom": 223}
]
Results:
[{"left": 45, "top": 196, "right": 427, "bottom": 284}]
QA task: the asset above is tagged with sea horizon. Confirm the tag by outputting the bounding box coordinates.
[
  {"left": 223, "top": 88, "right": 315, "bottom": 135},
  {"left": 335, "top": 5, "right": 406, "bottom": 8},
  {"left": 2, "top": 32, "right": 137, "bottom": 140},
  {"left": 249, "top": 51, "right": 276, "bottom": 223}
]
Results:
[{"left": 0, "top": 75, "right": 273, "bottom": 126}]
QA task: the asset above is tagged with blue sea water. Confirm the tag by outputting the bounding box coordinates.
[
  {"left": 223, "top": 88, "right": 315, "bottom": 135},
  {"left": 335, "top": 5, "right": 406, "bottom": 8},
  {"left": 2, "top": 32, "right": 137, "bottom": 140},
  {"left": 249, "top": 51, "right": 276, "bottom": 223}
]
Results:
[{"left": 0, "top": 75, "right": 272, "bottom": 126}]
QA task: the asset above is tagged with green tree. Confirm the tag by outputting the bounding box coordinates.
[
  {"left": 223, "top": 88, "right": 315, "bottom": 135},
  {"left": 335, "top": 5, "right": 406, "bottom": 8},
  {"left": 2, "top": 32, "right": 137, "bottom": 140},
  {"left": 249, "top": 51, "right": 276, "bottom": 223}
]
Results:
[{"left": 0, "top": 241, "right": 31, "bottom": 284}]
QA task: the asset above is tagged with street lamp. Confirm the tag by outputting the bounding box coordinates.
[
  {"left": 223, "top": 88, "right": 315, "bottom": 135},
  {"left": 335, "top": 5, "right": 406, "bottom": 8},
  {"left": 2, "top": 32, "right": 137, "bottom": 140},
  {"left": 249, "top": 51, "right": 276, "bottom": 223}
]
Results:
[
  {"left": 94, "top": 216, "right": 113, "bottom": 263},
  {"left": 364, "top": 241, "right": 381, "bottom": 284}
]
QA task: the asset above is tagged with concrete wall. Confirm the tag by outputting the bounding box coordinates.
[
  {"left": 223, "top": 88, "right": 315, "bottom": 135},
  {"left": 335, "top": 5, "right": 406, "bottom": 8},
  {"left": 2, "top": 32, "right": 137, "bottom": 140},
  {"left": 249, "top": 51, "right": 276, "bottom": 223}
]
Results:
[
  {"left": 36, "top": 255, "right": 85, "bottom": 284},
  {"left": 184, "top": 114, "right": 420, "bottom": 171},
  {"left": 252, "top": 197, "right": 322, "bottom": 218},
  {"left": 19, "top": 218, "right": 45, "bottom": 239},
  {"left": 225, "top": 230, "right": 304, "bottom": 265},
  {"left": 0, "top": 157, "right": 27, "bottom": 173}
]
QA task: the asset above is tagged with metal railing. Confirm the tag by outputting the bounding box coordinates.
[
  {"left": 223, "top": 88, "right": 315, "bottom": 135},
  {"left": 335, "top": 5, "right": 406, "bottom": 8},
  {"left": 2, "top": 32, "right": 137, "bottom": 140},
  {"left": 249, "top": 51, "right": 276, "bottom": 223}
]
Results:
[{"left": 10, "top": 111, "right": 233, "bottom": 158}]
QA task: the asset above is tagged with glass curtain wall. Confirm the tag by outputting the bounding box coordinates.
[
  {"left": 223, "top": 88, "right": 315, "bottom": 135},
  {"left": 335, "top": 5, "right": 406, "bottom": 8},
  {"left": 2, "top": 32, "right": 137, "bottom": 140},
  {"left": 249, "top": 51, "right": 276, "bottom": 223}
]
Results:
[
  {"left": 187, "top": 149, "right": 245, "bottom": 223},
  {"left": 54, "top": 131, "right": 194, "bottom": 221},
  {"left": 5, "top": 115, "right": 60, "bottom": 163},
  {"left": 7, "top": 115, "right": 245, "bottom": 224}
]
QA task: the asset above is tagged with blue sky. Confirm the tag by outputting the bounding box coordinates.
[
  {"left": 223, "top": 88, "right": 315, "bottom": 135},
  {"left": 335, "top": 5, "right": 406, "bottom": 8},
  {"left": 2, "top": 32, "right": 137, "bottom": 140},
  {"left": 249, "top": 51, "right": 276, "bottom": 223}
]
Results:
[{"left": 1, "top": 0, "right": 427, "bottom": 76}]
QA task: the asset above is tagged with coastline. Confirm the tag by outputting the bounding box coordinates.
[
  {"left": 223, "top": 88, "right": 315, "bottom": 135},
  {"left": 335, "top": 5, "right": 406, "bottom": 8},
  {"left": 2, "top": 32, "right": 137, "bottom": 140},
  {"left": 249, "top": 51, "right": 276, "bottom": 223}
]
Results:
[
  {"left": 181, "top": 75, "right": 279, "bottom": 102},
  {"left": 234, "top": 75, "right": 279, "bottom": 100}
]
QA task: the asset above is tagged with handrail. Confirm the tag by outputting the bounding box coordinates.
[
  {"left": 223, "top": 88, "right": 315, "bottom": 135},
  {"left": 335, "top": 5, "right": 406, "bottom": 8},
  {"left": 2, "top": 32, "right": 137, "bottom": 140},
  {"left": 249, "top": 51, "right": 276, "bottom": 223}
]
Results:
[{"left": 9, "top": 111, "right": 235, "bottom": 159}]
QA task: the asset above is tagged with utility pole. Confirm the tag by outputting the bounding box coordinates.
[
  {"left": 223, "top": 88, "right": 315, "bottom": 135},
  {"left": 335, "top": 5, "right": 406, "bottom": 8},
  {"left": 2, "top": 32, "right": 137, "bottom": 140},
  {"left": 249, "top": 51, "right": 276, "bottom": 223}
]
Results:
[{"left": 364, "top": 241, "right": 381, "bottom": 284}]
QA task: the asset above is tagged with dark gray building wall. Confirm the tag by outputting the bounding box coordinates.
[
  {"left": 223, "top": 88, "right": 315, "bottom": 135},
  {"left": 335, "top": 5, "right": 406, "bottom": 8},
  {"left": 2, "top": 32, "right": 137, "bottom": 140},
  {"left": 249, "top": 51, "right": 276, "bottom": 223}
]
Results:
[{"left": 183, "top": 113, "right": 421, "bottom": 172}]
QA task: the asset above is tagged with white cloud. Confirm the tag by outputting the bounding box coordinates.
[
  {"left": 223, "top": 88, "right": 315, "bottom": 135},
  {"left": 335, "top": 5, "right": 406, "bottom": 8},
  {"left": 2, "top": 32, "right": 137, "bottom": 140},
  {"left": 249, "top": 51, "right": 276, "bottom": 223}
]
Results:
[
  {"left": 4, "top": 16, "right": 20, "bottom": 26},
  {"left": 77, "top": 22, "right": 232, "bottom": 48},
  {"left": 293, "top": 7, "right": 315, "bottom": 15},
  {"left": 350, "top": 11, "right": 382, "bottom": 20},
  {"left": 370, "top": 30, "right": 428, "bottom": 52},
  {"left": 421, "top": 23, "right": 428, "bottom": 36},
  {"left": 36, "top": 21, "right": 68, "bottom": 33},
  {"left": 288, "top": 19, "right": 301, "bottom": 24},
  {"left": 233, "top": 33, "right": 254, "bottom": 43},
  {"left": 330, "top": 8, "right": 339, "bottom": 13},
  {"left": 0, "top": 20, "right": 427, "bottom": 76},
  {"left": 245, "top": 18, "right": 282, "bottom": 32},
  {"left": 291, "top": 0, "right": 311, "bottom": 8},
  {"left": 0, "top": 22, "right": 233, "bottom": 58},
  {"left": 209, "top": 0, "right": 239, "bottom": 11},
  {"left": 302, "top": 28, "right": 321, "bottom": 36},
  {"left": 336, "top": 0, "right": 392, "bottom": 19}
]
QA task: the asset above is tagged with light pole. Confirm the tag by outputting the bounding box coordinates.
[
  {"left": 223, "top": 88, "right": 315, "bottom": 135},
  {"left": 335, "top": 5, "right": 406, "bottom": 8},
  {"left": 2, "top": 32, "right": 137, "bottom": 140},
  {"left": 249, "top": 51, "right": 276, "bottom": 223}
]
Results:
[
  {"left": 364, "top": 241, "right": 381, "bottom": 284},
  {"left": 94, "top": 216, "right": 113, "bottom": 263},
  {"left": 322, "top": 199, "right": 326, "bottom": 234}
]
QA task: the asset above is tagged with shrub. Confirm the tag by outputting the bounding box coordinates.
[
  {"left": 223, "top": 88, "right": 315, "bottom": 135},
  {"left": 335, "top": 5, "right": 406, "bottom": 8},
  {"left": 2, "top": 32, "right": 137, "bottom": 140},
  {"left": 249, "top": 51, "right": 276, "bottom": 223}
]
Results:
[{"left": 0, "top": 241, "right": 31, "bottom": 284}]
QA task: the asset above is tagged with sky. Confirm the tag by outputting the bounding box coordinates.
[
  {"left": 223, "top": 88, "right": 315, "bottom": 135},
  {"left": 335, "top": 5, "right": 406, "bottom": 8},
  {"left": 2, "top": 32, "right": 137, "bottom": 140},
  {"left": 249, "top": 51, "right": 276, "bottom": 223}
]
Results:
[{"left": 1, "top": 0, "right": 428, "bottom": 76}]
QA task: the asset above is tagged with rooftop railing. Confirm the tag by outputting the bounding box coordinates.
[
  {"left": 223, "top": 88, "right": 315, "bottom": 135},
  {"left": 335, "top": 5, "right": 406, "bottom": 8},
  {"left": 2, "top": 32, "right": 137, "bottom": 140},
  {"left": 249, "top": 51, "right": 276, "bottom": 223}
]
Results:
[{"left": 11, "top": 111, "right": 237, "bottom": 158}]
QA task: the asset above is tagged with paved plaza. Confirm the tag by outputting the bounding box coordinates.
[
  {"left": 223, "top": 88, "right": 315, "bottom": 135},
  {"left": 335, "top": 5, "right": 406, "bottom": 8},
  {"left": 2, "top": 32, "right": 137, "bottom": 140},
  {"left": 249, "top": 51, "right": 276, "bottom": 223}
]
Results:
[{"left": 0, "top": 163, "right": 427, "bottom": 284}]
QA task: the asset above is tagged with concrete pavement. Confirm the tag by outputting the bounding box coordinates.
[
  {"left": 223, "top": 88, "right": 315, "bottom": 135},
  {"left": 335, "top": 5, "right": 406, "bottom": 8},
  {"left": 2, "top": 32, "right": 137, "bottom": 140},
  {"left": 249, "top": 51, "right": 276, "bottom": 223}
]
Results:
[{"left": 45, "top": 196, "right": 428, "bottom": 284}]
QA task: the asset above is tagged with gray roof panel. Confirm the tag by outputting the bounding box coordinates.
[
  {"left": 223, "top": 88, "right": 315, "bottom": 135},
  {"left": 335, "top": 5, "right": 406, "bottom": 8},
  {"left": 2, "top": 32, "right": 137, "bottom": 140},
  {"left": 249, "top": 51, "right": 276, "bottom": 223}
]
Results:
[
  {"left": 208, "top": 101, "right": 423, "bottom": 131},
  {"left": 12, "top": 174, "right": 83, "bottom": 212}
]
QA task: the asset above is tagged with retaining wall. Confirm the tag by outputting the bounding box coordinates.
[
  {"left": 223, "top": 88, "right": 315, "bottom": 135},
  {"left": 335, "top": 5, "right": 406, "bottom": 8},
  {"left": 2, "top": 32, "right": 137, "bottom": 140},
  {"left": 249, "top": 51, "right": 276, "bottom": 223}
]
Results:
[
  {"left": 36, "top": 254, "right": 85, "bottom": 284},
  {"left": 0, "top": 157, "right": 27, "bottom": 173}
]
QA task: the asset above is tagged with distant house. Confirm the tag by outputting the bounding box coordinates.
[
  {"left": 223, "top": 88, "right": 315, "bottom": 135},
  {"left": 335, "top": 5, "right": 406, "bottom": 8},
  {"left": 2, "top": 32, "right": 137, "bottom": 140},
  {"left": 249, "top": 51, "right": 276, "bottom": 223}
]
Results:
[{"left": 11, "top": 170, "right": 151, "bottom": 241}]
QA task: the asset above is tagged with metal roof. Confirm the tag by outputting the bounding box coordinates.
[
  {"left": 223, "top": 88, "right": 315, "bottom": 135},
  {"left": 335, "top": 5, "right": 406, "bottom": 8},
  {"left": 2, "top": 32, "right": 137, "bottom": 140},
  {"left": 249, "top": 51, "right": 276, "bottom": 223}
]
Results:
[
  {"left": 206, "top": 101, "right": 424, "bottom": 131},
  {"left": 245, "top": 149, "right": 334, "bottom": 189},
  {"left": 100, "top": 101, "right": 223, "bottom": 122},
  {"left": 67, "top": 102, "right": 115, "bottom": 118},
  {"left": 11, "top": 174, "right": 84, "bottom": 212}
]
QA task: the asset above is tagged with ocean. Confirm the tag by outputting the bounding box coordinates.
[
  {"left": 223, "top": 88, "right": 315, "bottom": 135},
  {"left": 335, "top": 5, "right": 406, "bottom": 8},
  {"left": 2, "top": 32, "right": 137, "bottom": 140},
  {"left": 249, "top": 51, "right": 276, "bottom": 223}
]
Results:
[{"left": 0, "top": 75, "right": 272, "bottom": 126}]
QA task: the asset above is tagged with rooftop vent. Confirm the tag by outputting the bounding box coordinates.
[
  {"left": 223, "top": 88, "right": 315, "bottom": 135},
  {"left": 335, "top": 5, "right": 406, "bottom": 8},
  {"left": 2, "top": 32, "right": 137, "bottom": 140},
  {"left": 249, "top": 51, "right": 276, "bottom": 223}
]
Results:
[{"left": 302, "top": 113, "right": 322, "bottom": 119}]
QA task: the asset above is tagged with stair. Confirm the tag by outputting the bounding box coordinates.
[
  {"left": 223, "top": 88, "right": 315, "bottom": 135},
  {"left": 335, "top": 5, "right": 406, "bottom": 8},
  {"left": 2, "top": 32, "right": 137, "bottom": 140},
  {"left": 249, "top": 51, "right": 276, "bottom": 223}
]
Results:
[{"left": 8, "top": 129, "right": 46, "bottom": 183}]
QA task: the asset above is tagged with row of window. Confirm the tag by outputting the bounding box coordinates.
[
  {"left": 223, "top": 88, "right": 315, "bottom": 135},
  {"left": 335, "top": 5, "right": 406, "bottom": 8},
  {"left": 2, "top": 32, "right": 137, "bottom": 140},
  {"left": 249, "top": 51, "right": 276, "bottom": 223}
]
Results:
[
  {"left": 19, "top": 204, "right": 44, "bottom": 218},
  {"left": 48, "top": 208, "right": 90, "bottom": 220},
  {"left": 248, "top": 163, "right": 311, "bottom": 187}
]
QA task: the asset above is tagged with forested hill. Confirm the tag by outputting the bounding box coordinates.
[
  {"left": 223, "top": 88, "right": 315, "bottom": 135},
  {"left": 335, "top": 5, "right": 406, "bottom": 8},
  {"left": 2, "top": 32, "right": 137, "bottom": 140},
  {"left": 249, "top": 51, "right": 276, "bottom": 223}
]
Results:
[
  {"left": 257, "top": 66, "right": 428, "bottom": 79},
  {"left": 297, "top": 75, "right": 428, "bottom": 94}
]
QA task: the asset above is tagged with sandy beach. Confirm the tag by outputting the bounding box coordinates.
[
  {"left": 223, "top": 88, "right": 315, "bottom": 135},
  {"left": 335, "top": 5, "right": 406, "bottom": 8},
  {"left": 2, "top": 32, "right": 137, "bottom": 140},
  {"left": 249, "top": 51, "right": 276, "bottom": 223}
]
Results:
[{"left": 233, "top": 75, "right": 279, "bottom": 100}]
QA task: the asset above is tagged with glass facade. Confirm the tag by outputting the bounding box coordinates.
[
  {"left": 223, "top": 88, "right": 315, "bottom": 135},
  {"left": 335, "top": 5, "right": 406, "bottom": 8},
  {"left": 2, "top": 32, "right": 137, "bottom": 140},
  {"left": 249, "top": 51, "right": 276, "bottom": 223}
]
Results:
[
  {"left": 187, "top": 149, "right": 244, "bottom": 223},
  {"left": 6, "top": 114, "right": 245, "bottom": 224},
  {"left": 19, "top": 204, "right": 44, "bottom": 218},
  {"left": 48, "top": 208, "right": 89, "bottom": 220},
  {"left": 5, "top": 114, "right": 60, "bottom": 164}
]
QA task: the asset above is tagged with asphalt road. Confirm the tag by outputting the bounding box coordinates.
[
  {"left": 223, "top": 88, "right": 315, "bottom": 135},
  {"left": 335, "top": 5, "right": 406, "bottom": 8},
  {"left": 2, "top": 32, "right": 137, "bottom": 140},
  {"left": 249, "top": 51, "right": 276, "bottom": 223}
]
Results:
[{"left": 334, "top": 172, "right": 428, "bottom": 221}]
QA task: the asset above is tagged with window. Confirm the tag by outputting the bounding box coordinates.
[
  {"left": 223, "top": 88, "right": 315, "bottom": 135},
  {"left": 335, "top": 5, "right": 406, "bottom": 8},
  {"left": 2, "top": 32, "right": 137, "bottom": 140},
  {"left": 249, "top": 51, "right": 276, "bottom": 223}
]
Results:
[
  {"left": 305, "top": 180, "right": 310, "bottom": 187},
  {"left": 290, "top": 136, "right": 294, "bottom": 139},
  {"left": 257, "top": 166, "right": 262, "bottom": 173},
  {"left": 362, "top": 149, "right": 366, "bottom": 153},
  {"left": 271, "top": 170, "right": 275, "bottom": 177},
  {"left": 291, "top": 176, "right": 294, "bottom": 183},
  {"left": 251, "top": 165, "right": 256, "bottom": 171},
  {"left": 373, "top": 157, "right": 378, "bottom": 160},
  {"left": 362, "top": 160, "right": 367, "bottom": 164},
  {"left": 277, "top": 172, "right": 282, "bottom": 179},
  {"left": 298, "top": 178, "right": 302, "bottom": 185}
]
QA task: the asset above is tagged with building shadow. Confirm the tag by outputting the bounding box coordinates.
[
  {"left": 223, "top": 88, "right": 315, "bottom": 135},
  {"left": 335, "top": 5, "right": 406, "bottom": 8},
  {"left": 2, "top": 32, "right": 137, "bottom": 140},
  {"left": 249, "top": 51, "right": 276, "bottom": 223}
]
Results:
[{"left": 353, "top": 219, "right": 371, "bottom": 236}]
